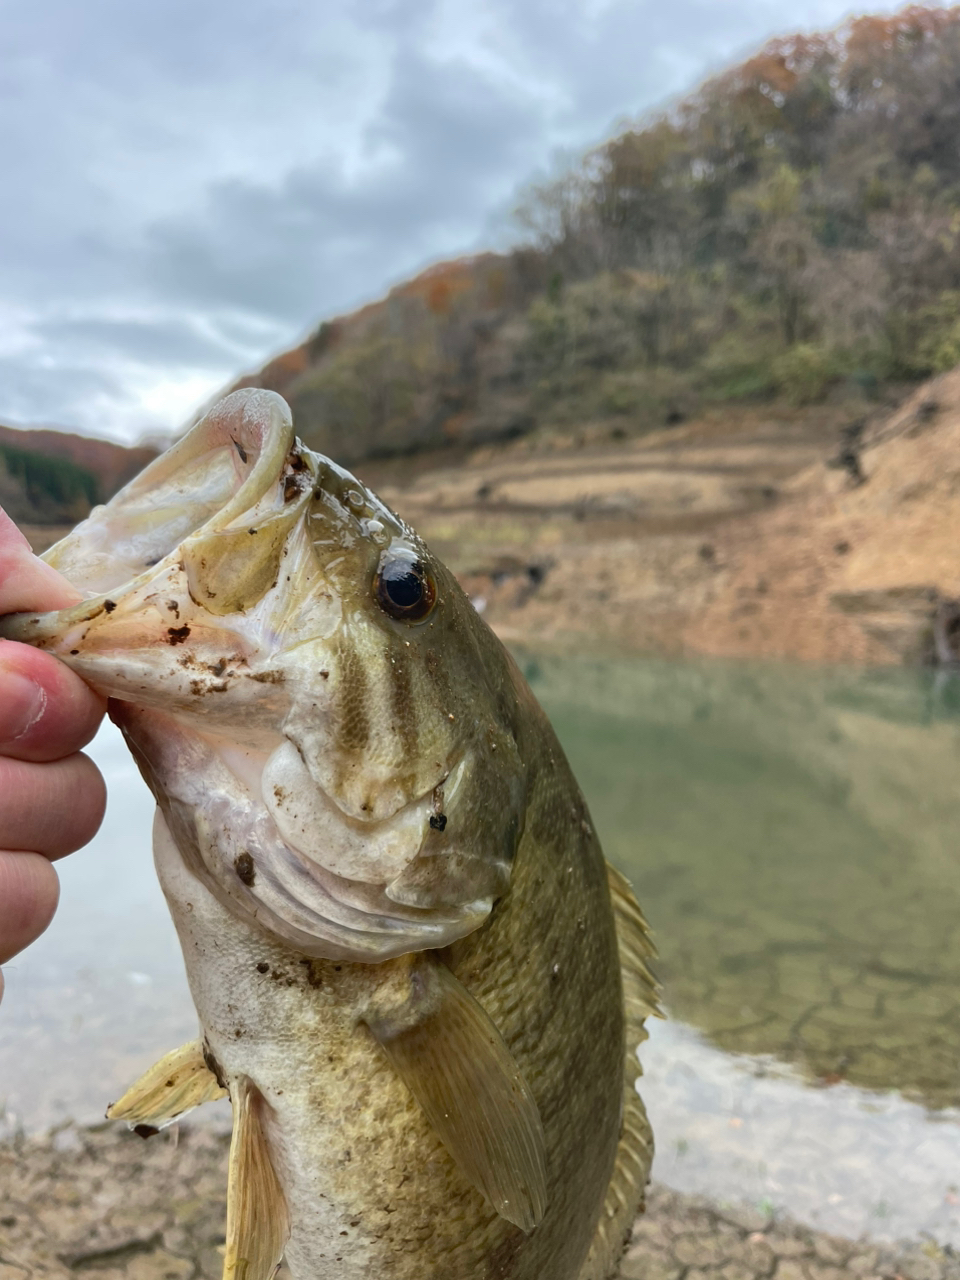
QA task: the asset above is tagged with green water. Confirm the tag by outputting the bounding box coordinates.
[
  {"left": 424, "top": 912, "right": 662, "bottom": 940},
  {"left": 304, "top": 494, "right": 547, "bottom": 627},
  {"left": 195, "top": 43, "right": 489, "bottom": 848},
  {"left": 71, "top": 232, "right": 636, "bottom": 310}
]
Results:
[{"left": 521, "top": 654, "right": 960, "bottom": 1111}]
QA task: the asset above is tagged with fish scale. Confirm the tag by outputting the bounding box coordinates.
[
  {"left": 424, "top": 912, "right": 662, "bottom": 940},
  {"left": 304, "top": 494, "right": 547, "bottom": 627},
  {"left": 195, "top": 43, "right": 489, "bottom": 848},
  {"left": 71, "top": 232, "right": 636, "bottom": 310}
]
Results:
[{"left": 0, "top": 388, "right": 661, "bottom": 1279}]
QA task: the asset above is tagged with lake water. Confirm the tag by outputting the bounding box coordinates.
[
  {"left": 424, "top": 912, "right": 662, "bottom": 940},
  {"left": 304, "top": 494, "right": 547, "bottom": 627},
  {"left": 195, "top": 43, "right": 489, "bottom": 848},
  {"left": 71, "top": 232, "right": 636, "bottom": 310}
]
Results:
[{"left": 2, "top": 655, "right": 960, "bottom": 1245}]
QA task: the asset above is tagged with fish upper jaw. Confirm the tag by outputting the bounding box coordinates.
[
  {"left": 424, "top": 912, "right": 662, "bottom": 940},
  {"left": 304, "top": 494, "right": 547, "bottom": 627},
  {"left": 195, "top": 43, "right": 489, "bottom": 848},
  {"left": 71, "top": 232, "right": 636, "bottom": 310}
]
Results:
[
  {"left": 0, "top": 385, "right": 334, "bottom": 720},
  {"left": 43, "top": 388, "right": 302, "bottom": 597},
  {"left": 0, "top": 516, "right": 343, "bottom": 735},
  {"left": 0, "top": 579, "right": 293, "bottom": 731}
]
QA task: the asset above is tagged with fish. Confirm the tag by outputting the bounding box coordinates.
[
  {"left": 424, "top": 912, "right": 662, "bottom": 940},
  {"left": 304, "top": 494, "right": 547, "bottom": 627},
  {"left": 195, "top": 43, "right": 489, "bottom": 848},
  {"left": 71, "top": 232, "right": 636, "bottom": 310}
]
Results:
[{"left": 0, "top": 389, "right": 660, "bottom": 1280}]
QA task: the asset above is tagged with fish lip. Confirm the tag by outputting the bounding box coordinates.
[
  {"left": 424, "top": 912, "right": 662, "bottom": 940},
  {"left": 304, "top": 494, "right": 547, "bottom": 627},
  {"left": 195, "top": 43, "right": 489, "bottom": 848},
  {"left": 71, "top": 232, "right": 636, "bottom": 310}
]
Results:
[
  {"left": 0, "top": 388, "right": 310, "bottom": 652},
  {"left": 0, "top": 595, "right": 119, "bottom": 647},
  {"left": 0, "top": 591, "right": 293, "bottom": 729}
]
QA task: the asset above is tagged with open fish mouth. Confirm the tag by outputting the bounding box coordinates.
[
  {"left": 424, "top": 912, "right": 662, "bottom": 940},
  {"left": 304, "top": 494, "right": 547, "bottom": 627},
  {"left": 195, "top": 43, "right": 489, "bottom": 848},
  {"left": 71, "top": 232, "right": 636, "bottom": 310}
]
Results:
[
  {"left": 0, "top": 389, "right": 502, "bottom": 962},
  {"left": 3, "top": 390, "right": 320, "bottom": 669}
]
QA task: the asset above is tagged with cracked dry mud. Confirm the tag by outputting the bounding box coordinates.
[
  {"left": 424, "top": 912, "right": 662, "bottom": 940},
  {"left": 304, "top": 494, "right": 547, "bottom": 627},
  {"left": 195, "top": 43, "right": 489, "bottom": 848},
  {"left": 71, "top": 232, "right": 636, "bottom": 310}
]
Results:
[{"left": 0, "top": 1124, "right": 953, "bottom": 1280}]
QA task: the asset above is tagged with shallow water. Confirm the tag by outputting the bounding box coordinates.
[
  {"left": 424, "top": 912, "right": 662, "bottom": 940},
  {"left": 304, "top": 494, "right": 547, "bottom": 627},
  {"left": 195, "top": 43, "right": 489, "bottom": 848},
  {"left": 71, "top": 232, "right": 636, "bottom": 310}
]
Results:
[
  {"left": 2, "top": 656, "right": 960, "bottom": 1242},
  {"left": 524, "top": 656, "right": 960, "bottom": 1112}
]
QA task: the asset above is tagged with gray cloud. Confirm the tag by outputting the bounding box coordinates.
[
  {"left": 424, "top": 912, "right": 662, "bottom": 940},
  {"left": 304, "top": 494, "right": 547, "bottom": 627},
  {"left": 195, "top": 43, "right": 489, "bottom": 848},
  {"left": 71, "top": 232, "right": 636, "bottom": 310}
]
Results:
[
  {"left": 0, "top": 0, "right": 938, "bottom": 440},
  {"left": 142, "top": 44, "right": 545, "bottom": 321},
  {"left": 0, "top": 356, "right": 127, "bottom": 433},
  {"left": 38, "top": 316, "right": 249, "bottom": 367}
]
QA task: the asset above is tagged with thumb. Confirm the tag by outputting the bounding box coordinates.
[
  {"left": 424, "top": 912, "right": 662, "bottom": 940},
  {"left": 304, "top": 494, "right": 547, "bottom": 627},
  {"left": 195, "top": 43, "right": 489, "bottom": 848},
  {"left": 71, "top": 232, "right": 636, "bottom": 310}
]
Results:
[{"left": 0, "top": 509, "right": 82, "bottom": 615}]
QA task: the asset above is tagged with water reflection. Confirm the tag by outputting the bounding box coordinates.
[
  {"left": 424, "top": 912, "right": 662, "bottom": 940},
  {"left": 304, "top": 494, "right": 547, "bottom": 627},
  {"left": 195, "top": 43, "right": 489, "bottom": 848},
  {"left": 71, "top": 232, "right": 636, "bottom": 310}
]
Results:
[
  {"left": 523, "top": 654, "right": 960, "bottom": 1110},
  {"left": 2, "top": 656, "right": 960, "bottom": 1241},
  {"left": 644, "top": 1019, "right": 960, "bottom": 1243}
]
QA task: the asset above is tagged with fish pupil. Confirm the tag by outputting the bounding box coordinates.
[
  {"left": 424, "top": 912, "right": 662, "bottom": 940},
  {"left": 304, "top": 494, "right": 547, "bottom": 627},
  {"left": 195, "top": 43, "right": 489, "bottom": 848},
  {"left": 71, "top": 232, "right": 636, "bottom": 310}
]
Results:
[{"left": 386, "top": 570, "right": 422, "bottom": 608}]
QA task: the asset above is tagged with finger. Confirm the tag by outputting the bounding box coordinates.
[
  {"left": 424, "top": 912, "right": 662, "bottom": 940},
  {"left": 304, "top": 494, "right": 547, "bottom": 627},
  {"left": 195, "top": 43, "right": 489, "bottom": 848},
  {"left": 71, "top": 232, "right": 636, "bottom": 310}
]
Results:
[
  {"left": 0, "top": 753, "right": 106, "bottom": 859},
  {"left": 0, "top": 509, "right": 82, "bottom": 616},
  {"left": 0, "top": 640, "right": 105, "bottom": 762},
  {"left": 0, "top": 851, "right": 60, "bottom": 966}
]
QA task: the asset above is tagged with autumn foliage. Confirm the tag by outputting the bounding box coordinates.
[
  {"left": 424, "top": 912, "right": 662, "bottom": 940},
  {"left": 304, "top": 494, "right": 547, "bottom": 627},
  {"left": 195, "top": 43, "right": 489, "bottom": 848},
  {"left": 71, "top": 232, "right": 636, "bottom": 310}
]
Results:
[{"left": 240, "top": 6, "right": 960, "bottom": 461}]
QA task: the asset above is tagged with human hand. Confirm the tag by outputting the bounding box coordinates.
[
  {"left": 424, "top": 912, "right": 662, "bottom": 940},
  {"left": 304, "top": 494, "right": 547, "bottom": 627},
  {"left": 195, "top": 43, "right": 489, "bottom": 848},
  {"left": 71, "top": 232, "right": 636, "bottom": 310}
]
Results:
[{"left": 0, "top": 509, "right": 106, "bottom": 1001}]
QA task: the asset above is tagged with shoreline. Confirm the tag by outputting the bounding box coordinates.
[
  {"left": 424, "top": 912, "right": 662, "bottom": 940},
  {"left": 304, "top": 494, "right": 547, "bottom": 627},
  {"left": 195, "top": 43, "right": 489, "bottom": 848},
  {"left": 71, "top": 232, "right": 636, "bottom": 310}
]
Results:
[{"left": 1, "top": 1121, "right": 955, "bottom": 1280}]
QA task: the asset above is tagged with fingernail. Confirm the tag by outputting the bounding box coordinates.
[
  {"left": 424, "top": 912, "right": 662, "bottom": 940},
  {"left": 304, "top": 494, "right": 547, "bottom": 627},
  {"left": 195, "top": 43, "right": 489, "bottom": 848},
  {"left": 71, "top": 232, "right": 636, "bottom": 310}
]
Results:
[{"left": 0, "top": 669, "right": 46, "bottom": 744}]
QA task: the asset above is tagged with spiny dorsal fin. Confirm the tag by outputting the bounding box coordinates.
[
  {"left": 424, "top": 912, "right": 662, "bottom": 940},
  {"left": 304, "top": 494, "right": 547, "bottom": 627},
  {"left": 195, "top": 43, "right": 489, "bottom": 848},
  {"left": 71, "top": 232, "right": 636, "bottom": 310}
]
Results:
[
  {"left": 364, "top": 957, "right": 548, "bottom": 1232},
  {"left": 224, "top": 1077, "right": 290, "bottom": 1280},
  {"left": 107, "top": 1040, "right": 227, "bottom": 1134},
  {"left": 578, "top": 865, "right": 660, "bottom": 1280},
  {"left": 607, "top": 863, "right": 662, "bottom": 1024}
]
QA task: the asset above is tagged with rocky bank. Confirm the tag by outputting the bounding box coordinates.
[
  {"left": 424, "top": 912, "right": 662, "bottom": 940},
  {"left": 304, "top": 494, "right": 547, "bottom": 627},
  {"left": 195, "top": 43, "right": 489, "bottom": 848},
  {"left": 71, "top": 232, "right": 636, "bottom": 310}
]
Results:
[{"left": 1, "top": 1122, "right": 954, "bottom": 1280}]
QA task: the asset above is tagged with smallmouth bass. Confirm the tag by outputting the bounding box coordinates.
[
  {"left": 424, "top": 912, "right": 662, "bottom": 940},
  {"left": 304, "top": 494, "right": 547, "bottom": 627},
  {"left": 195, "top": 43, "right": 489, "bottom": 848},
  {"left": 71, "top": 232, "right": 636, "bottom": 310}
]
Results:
[{"left": 0, "top": 390, "right": 660, "bottom": 1279}]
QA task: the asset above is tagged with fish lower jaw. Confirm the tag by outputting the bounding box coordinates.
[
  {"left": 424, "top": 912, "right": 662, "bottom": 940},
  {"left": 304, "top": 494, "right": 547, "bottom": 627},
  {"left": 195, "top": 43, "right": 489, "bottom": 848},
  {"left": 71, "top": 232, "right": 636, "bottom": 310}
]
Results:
[
  {"left": 212, "top": 859, "right": 495, "bottom": 965},
  {"left": 155, "top": 797, "right": 490, "bottom": 971}
]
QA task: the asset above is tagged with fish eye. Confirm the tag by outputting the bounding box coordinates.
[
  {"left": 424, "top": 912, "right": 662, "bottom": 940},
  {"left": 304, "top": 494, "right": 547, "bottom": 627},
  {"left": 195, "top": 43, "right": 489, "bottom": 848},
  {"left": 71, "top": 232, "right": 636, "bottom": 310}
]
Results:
[{"left": 375, "top": 555, "right": 437, "bottom": 622}]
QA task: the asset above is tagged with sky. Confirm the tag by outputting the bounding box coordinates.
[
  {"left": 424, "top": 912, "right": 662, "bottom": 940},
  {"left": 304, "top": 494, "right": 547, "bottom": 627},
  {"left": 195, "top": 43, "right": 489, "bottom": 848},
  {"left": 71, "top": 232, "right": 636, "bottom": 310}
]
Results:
[{"left": 0, "top": 0, "right": 940, "bottom": 444}]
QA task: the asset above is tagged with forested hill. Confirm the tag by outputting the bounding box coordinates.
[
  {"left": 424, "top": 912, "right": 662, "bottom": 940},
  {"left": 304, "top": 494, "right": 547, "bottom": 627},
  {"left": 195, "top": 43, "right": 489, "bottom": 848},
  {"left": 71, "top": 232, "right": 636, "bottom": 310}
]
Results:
[
  {"left": 222, "top": 5, "right": 960, "bottom": 464},
  {"left": 0, "top": 425, "right": 157, "bottom": 526}
]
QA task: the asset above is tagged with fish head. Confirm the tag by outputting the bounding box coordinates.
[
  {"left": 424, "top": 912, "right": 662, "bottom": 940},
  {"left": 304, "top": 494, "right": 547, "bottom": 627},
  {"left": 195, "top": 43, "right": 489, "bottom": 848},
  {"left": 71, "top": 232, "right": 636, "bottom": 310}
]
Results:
[{"left": 0, "top": 389, "right": 527, "bottom": 957}]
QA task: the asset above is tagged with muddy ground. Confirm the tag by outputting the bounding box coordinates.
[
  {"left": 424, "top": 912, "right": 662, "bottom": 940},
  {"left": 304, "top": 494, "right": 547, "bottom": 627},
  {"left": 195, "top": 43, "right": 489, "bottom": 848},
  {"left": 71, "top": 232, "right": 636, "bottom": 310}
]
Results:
[{"left": 0, "top": 1121, "right": 953, "bottom": 1280}]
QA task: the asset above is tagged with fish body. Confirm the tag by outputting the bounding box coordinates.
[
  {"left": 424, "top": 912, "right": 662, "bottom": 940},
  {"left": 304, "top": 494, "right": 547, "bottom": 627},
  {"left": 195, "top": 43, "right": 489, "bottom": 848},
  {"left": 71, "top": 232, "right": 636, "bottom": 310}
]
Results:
[{"left": 0, "top": 391, "right": 658, "bottom": 1279}]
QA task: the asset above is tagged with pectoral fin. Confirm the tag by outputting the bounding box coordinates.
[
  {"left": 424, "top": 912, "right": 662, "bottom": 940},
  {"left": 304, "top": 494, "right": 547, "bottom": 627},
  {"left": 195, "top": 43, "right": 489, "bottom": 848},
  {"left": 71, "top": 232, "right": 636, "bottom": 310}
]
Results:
[
  {"left": 224, "top": 1077, "right": 290, "bottom": 1280},
  {"left": 106, "top": 1040, "right": 227, "bottom": 1134},
  {"left": 364, "top": 958, "right": 548, "bottom": 1232}
]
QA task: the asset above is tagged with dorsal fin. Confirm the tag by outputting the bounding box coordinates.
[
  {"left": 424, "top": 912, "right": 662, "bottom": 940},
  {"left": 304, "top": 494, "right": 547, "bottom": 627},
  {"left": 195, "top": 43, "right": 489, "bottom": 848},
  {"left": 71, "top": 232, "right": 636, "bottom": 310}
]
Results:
[
  {"left": 578, "top": 864, "right": 661, "bottom": 1280},
  {"left": 107, "top": 1040, "right": 227, "bottom": 1135},
  {"left": 224, "top": 1076, "right": 290, "bottom": 1280}
]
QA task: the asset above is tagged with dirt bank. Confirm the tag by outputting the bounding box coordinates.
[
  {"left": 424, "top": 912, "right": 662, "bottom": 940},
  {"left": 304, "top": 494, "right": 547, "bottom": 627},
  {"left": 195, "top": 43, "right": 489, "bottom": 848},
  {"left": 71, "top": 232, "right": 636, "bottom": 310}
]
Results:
[
  {"left": 361, "top": 403, "right": 845, "bottom": 661},
  {"left": 357, "top": 381, "right": 956, "bottom": 665},
  {"left": 1, "top": 1122, "right": 954, "bottom": 1280},
  {"left": 684, "top": 374, "right": 960, "bottom": 665},
  {"left": 21, "top": 378, "right": 957, "bottom": 666}
]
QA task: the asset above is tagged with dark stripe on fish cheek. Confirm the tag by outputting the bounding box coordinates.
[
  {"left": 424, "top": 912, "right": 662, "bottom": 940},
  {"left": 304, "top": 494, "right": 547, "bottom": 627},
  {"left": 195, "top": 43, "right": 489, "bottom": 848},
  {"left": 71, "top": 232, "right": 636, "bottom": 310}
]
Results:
[
  {"left": 389, "top": 654, "right": 419, "bottom": 763},
  {"left": 337, "top": 642, "right": 371, "bottom": 754}
]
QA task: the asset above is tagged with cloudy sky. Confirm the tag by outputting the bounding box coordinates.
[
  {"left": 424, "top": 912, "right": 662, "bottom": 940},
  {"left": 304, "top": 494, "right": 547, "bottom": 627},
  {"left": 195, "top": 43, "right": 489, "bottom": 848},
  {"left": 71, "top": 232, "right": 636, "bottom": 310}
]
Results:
[{"left": 0, "top": 0, "right": 936, "bottom": 444}]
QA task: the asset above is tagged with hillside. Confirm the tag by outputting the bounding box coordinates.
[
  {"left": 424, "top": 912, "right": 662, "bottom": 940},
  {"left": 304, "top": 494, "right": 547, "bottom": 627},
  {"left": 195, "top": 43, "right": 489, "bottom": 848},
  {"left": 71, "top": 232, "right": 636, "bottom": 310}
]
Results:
[
  {"left": 213, "top": 251, "right": 549, "bottom": 464},
  {"left": 684, "top": 369, "right": 960, "bottom": 664},
  {"left": 216, "top": 5, "right": 960, "bottom": 466},
  {"left": 0, "top": 425, "right": 157, "bottom": 526},
  {"left": 377, "top": 369, "right": 951, "bottom": 666}
]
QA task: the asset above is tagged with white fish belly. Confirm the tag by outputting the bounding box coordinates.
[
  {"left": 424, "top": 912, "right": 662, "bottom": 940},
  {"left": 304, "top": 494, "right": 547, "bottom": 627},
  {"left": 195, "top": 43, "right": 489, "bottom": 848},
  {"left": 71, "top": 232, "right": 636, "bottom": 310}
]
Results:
[{"left": 153, "top": 810, "right": 502, "bottom": 1280}]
